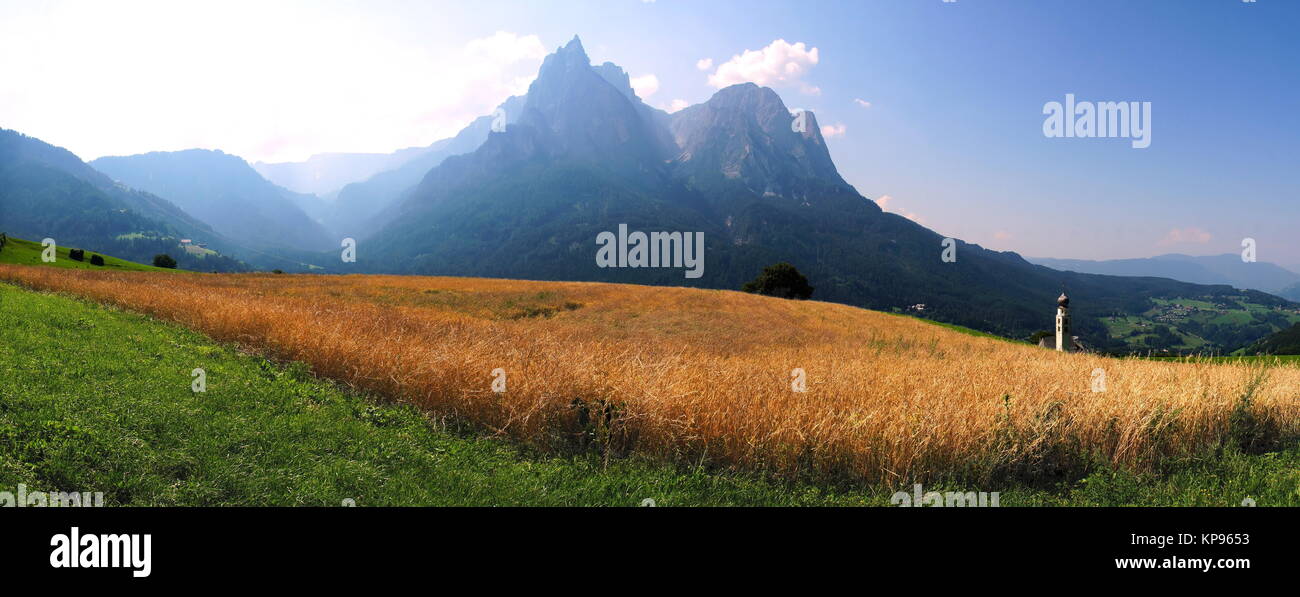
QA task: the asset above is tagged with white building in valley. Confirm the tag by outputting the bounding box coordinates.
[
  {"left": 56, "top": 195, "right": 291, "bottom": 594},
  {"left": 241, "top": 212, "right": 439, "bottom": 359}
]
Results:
[
  {"left": 1055, "top": 292, "right": 1072, "bottom": 352},
  {"left": 1038, "top": 292, "right": 1085, "bottom": 352}
]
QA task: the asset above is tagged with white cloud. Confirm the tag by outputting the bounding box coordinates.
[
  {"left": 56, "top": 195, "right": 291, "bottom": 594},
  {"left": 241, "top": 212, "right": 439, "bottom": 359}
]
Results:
[
  {"left": 630, "top": 74, "right": 660, "bottom": 99},
  {"left": 0, "top": 2, "right": 548, "bottom": 163},
  {"left": 706, "top": 39, "right": 820, "bottom": 94},
  {"left": 821, "top": 123, "right": 847, "bottom": 138},
  {"left": 1158, "top": 227, "right": 1213, "bottom": 246},
  {"left": 664, "top": 99, "right": 690, "bottom": 113},
  {"left": 696, "top": 58, "right": 713, "bottom": 71},
  {"left": 875, "top": 194, "right": 925, "bottom": 224},
  {"left": 853, "top": 98, "right": 872, "bottom": 109}
]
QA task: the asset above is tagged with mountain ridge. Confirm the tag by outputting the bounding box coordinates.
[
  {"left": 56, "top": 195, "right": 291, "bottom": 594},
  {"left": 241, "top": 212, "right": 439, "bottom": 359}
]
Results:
[
  {"left": 1029, "top": 253, "right": 1300, "bottom": 297},
  {"left": 92, "top": 149, "right": 335, "bottom": 253},
  {"left": 0, "top": 128, "right": 249, "bottom": 272}
]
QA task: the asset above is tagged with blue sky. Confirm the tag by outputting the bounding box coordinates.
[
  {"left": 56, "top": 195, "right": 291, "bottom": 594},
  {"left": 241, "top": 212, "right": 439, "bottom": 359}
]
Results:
[{"left": 2, "top": 0, "right": 1296, "bottom": 267}]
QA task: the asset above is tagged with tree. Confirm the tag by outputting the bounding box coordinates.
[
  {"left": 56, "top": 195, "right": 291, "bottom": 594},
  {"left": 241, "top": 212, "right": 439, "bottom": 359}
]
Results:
[
  {"left": 153, "top": 254, "right": 178, "bottom": 269},
  {"left": 1028, "top": 330, "right": 1053, "bottom": 345},
  {"left": 89, "top": 254, "right": 105, "bottom": 266},
  {"left": 69, "top": 248, "right": 85, "bottom": 262},
  {"left": 741, "top": 262, "right": 814, "bottom": 299}
]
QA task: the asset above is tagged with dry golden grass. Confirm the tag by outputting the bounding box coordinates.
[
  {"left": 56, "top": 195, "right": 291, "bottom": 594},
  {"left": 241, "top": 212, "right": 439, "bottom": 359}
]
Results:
[{"left": 3, "top": 265, "right": 1297, "bottom": 485}]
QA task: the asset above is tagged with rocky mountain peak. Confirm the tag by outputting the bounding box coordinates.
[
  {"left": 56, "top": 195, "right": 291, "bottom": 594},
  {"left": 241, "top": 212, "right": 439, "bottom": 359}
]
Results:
[
  {"left": 592, "top": 61, "right": 636, "bottom": 101},
  {"left": 667, "top": 83, "right": 846, "bottom": 194}
]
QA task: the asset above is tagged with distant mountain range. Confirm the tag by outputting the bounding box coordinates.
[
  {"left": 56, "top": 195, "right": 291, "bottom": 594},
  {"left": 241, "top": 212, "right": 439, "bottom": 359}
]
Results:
[
  {"left": 1029, "top": 254, "right": 1300, "bottom": 301},
  {"left": 248, "top": 95, "right": 524, "bottom": 241},
  {"left": 4, "top": 36, "right": 1297, "bottom": 354},
  {"left": 92, "top": 149, "right": 335, "bottom": 254},
  {"left": 1280, "top": 282, "right": 1300, "bottom": 302},
  {"left": 0, "top": 129, "right": 248, "bottom": 272},
  {"left": 253, "top": 146, "right": 433, "bottom": 197}
]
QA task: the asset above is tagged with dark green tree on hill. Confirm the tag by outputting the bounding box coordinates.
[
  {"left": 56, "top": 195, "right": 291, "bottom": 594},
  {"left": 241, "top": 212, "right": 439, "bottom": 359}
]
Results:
[
  {"left": 152, "top": 254, "right": 178, "bottom": 269},
  {"left": 1028, "top": 330, "right": 1053, "bottom": 345},
  {"left": 89, "top": 254, "right": 105, "bottom": 266},
  {"left": 742, "top": 262, "right": 814, "bottom": 300}
]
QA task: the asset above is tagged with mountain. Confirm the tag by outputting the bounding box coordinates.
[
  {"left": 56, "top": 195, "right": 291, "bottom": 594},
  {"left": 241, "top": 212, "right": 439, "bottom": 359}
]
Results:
[
  {"left": 352, "top": 36, "right": 1297, "bottom": 353},
  {"left": 91, "top": 149, "right": 335, "bottom": 254},
  {"left": 320, "top": 94, "right": 525, "bottom": 240},
  {"left": 251, "top": 95, "right": 526, "bottom": 241},
  {"left": 0, "top": 128, "right": 248, "bottom": 272},
  {"left": 253, "top": 146, "right": 431, "bottom": 197},
  {"left": 1278, "top": 282, "right": 1300, "bottom": 302},
  {"left": 1029, "top": 254, "right": 1300, "bottom": 295}
]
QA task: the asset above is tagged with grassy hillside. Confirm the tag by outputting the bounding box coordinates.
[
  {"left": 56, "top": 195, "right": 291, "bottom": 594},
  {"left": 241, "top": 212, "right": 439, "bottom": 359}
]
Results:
[
  {"left": 1243, "top": 322, "right": 1300, "bottom": 356},
  {"left": 1100, "top": 295, "right": 1300, "bottom": 354},
  {"left": 3, "top": 266, "right": 1298, "bottom": 490},
  {"left": 3, "top": 281, "right": 1299, "bottom": 506},
  {"left": 1, "top": 129, "right": 259, "bottom": 272},
  {"left": 0, "top": 235, "right": 166, "bottom": 272}
]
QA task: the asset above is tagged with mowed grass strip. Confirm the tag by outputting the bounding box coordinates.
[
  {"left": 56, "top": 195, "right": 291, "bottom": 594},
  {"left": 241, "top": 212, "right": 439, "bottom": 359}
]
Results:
[{"left": 3, "top": 282, "right": 1299, "bottom": 506}]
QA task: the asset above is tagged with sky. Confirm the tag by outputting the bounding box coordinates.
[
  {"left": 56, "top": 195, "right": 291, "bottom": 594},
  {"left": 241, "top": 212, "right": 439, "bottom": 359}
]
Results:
[{"left": 1, "top": 0, "right": 1297, "bottom": 268}]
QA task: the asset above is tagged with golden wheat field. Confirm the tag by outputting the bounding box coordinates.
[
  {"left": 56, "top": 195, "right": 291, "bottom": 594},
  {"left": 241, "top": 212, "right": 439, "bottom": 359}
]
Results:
[{"left": 2, "top": 264, "right": 1297, "bottom": 485}]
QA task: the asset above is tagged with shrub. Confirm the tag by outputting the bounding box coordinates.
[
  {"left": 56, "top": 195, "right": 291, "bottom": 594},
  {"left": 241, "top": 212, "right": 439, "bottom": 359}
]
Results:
[
  {"left": 89, "top": 254, "right": 105, "bottom": 266},
  {"left": 152, "top": 254, "right": 178, "bottom": 269},
  {"left": 741, "top": 262, "right": 814, "bottom": 299},
  {"left": 1226, "top": 373, "right": 1281, "bottom": 454},
  {"left": 69, "top": 248, "right": 85, "bottom": 262}
]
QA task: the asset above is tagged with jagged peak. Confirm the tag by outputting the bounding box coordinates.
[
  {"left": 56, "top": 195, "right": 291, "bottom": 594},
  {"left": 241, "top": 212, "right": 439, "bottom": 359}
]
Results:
[
  {"left": 532, "top": 34, "right": 595, "bottom": 91},
  {"left": 592, "top": 61, "right": 635, "bottom": 100},
  {"left": 549, "top": 34, "right": 589, "bottom": 65},
  {"left": 707, "top": 82, "right": 786, "bottom": 109},
  {"left": 563, "top": 35, "right": 585, "bottom": 54}
]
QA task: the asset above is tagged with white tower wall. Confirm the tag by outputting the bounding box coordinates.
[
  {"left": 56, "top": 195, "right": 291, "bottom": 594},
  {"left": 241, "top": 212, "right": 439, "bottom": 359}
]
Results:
[{"left": 1055, "top": 306, "right": 1071, "bottom": 352}]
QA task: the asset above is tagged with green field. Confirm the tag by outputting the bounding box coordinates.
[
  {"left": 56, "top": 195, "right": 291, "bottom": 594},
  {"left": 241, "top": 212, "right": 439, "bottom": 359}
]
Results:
[
  {"left": 2, "top": 280, "right": 1299, "bottom": 506},
  {"left": 0, "top": 236, "right": 167, "bottom": 272},
  {"left": 1100, "top": 295, "right": 1300, "bottom": 354},
  {"left": 1138, "top": 355, "right": 1300, "bottom": 367}
]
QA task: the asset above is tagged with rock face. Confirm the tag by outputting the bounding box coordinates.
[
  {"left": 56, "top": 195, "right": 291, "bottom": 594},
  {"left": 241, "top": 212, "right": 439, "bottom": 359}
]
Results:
[
  {"left": 669, "top": 82, "right": 848, "bottom": 199},
  {"left": 510, "top": 36, "right": 666, "bottom": 168}
]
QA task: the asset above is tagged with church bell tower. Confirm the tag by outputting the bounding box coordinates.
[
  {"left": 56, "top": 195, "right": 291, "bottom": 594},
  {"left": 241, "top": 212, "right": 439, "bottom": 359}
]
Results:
[{"left": 1055, "top": 292, "right": 1072, "bottom": 352}]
